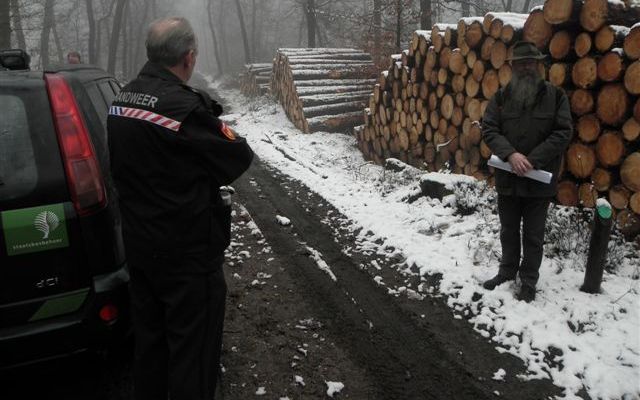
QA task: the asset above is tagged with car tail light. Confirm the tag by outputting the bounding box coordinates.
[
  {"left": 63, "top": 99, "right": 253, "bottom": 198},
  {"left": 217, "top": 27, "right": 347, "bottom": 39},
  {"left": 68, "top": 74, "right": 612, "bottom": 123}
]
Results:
[
  {"left": 45, "top": 73, "right": 106, "bottom": 216},
  {"left": 99, "top": 304, "right": 119, "bottom": 323}
]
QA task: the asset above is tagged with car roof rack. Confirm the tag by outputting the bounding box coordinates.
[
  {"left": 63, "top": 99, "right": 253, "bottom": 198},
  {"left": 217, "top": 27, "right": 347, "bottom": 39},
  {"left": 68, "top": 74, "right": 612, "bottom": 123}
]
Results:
[
  {"left": 0, "top": 49, "right": 31, "bottom": 70},
  {"left": 44, "top": 64, "right": 106, "bottom": 73}
]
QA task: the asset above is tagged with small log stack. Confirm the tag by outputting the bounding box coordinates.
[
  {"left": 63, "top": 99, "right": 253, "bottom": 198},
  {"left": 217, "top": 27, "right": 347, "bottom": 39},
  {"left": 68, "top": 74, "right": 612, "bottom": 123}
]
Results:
[
  {"left": 271, "top": 48, "right": 377, "bottom": 133},
  {"left": 240, "top": 63, "right": 272, "bottom": 97},
  {"left": 355, "top": 5, "right": 640, "bottom": 237}
]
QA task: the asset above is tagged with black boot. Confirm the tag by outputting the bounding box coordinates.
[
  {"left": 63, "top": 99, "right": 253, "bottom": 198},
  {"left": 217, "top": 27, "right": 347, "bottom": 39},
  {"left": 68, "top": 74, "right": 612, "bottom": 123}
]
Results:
[
  {"left": 517, "top": 285, "right": 536, "bottom": 303},
  {"left": 482, "top": 274, "right": 514, "bottom": 290}
]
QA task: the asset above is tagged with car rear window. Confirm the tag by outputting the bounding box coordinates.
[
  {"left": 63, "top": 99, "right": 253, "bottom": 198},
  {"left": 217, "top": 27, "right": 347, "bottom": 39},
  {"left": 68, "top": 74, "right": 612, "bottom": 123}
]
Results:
[
  {"left": 0, "top": 83, "right": 66, "bottom": 205},
  {"left": 0, "top": 94, "right": 38, "bottom": 201}
]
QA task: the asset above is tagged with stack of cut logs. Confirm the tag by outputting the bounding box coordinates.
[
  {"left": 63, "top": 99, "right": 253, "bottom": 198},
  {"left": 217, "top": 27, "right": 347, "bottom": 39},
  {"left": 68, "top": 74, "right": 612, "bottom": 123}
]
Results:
[
  {"left": 271, "top": 48, "right": 377, "bottom": 133},
  {"left": 240, "top": 63, "right": 272, "bottom": 97},
  {"left": 355, "top": 0, "right": 640, "bottom": 236}
]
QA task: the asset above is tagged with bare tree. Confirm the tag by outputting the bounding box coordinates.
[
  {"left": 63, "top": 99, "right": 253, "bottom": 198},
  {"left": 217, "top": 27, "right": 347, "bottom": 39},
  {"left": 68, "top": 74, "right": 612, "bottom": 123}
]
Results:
[
  {"left": 394, "top": 0, "right": 402, "bottom": 50},
  {"left": 10, "top": 0, "right": 26, "bottom": 50},
  {"left": 96, "top": 0, "right": 117, "bottom": 67},
  {"left": 234, "top": 0, "right": 251, "bottom": 63},
  {"left": 52, "top": 22, "right": 64, "bottom": 63},
  {"left": 86, "top": 0, "right": 97, "bottom": 64},
  {"left": 462, "top": 0, "right": 471, "bottom": 17},
  {"left": 107, "top": 0, "right": 127, "bottom": 74},
  {"left": 420, "top": 0, "right": 432, "bottom": 29},
  {"left": 217, "top": 0, "right": 231, "bottom": 70},
  {"left": 373, "top": 0, "right": 381, "bottom": 52},
  {"left": 251, "top": 0, "right": 256, "bottom": 59},
  {"left": 305, "top": 0, "right": 317, "bottom": 47},
  {"left": 503, "top": 0, "right": 513, "bottom": 11},
  {"left": 121, "top": 1, "right": 129, "bottom": 78},
  {"left": 0, "top": 0, "right": 8, "bottom": 50},
  {"left": 207, "top": 0, "right": 224, "bottom": 75},
  {"left": 40, "top": 0, "right": 55, "bottom": 67}
]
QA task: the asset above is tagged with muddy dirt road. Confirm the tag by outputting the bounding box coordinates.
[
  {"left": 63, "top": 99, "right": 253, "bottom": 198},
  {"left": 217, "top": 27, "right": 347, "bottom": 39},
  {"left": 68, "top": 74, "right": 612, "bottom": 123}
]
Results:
[{"left": 220, "top": 158, "right": 563, "bottom": 399}]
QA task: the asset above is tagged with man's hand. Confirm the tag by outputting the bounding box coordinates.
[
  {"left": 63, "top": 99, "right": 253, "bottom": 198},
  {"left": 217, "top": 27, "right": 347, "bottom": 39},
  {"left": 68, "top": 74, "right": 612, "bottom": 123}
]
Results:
[{"left": 508, "top": 152, "right": 533, "bottom": 176}]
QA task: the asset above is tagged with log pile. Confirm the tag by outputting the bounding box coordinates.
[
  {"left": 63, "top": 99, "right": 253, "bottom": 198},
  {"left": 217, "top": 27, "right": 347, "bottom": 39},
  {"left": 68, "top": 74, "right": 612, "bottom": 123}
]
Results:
[
  {"left": 355, "top": 4, "right": 640, "bottom": 237},
  {"left": 240, "top": 63, "right": 272, "bottom": 97},
  {"left": 271, "top": 48, "right": 377, "bottom": 133}
]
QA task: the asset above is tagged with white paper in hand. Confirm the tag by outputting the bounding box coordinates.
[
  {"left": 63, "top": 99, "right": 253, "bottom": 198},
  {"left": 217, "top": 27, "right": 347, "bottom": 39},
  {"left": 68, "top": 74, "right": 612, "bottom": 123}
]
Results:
[{"left": 488, "top": 155, "right": 552, "bottom": 184}]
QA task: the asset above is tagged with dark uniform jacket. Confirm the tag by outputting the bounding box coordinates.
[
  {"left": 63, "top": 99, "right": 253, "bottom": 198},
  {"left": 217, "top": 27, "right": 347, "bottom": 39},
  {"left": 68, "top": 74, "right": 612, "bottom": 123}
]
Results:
[
  {"left": 482, "top": 80, "right": 572, "bottom": 197},
  {"left": 107, "top": 62, "right": 253, "bottom": 256}
]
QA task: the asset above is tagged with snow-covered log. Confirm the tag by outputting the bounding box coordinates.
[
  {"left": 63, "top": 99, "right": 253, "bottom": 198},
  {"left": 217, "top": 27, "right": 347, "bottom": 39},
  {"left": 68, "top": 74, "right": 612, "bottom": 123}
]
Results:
[
  {"left": 579, "top": 0, "right": 640, "bottom": 32},
  {"left": 240, "top": 63, "right": 273, "bottom": 97},
  {"left": 271, "top": 48, "right": 376, "bottom": 133}
]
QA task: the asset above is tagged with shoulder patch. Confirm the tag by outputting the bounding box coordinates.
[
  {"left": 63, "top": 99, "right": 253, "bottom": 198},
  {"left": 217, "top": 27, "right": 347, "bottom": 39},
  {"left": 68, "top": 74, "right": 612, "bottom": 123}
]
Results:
[{"left": 220, "top": 122, "right": 236, "bottom": 141}]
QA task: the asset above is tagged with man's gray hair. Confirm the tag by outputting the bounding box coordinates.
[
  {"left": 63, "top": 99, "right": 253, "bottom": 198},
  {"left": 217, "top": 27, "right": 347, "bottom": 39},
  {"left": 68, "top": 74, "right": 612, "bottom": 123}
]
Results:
[{"left": 146, "top": 17, "right": 197, "bottom": 67}]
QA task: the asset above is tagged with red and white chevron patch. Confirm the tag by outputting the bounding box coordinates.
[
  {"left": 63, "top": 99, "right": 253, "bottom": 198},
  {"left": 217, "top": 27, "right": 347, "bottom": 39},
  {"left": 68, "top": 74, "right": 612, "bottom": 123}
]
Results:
[{"left": 109, "top": 106, "right": 182, "bottom": 132}]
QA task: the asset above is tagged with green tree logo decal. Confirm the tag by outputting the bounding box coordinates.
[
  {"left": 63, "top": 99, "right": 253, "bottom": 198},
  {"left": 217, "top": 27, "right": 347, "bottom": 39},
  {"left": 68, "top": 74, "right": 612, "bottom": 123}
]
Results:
[{"left": 34, "top": 211, "right": 60, "bottom": 239}]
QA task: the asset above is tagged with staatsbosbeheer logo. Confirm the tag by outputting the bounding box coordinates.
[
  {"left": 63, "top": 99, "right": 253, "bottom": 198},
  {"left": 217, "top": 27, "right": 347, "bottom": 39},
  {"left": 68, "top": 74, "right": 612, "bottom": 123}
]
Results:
[
  {"left": 1, "top": 204, "right": 69, "bottom": 256},
  {"left": 34, "top": 210, "right": 60, "bottom": 239}
]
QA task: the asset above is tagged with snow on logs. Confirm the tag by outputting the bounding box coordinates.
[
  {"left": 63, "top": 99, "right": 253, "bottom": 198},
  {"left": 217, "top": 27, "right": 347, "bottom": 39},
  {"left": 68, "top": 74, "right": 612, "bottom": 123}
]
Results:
[
  {"left": 270, "top": 48, "right": 377, "bottom": 133},
  {"left": 240, "top": 63, "right": 273, "bottom": 97},
  {"left": 354, "top": 4, "right": 640, "bottom": 237}
]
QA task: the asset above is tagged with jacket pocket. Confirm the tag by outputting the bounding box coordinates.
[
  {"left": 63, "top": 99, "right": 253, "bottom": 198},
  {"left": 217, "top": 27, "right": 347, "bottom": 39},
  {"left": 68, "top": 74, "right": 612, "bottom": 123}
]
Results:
[{"left": 531, "top": 112, "right": 554, "bottom": 138}]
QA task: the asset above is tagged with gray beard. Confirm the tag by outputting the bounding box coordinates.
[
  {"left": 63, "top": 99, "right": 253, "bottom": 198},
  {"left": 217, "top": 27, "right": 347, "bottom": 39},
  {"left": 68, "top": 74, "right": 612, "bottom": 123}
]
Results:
[{"left": 509, "top": 72, "right": 542, "bottom": 109}]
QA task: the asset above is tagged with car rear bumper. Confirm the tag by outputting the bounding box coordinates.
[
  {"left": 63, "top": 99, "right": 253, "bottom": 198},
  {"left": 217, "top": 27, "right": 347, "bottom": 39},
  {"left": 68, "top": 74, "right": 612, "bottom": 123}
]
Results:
[{"left": 0, "top": 264, "right": 130, "bottom": 370}]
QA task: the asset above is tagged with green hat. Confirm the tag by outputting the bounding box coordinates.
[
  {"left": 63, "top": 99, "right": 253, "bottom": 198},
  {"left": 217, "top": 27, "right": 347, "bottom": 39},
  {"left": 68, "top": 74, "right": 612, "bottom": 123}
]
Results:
[{"left": 507, "top": 41, "right": 546, "bottom": 61}]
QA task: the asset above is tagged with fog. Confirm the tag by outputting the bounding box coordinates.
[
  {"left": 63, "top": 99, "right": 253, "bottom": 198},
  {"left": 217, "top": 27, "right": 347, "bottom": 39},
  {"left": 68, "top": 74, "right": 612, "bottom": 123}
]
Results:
[{"left": 0, "top": 0, "right": 543, "bottom": 80}]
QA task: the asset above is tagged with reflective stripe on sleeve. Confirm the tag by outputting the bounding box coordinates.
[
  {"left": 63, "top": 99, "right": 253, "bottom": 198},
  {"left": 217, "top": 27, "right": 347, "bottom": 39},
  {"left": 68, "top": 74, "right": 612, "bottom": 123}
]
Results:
[{"left": 109, "top": 106, "right": 182, "bottom": 132}]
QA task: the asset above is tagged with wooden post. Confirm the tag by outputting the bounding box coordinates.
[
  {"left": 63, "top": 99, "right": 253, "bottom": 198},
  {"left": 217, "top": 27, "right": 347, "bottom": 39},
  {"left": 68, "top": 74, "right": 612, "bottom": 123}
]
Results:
[{"left": 580, "top": 200, "right": 613, "bottom": 294}]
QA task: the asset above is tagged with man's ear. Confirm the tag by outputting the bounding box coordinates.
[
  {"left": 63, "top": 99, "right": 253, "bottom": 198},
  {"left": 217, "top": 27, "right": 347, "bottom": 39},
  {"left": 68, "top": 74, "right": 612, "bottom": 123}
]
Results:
[{"left": 184, "top": 50, "right": 196, "bottom": 69}]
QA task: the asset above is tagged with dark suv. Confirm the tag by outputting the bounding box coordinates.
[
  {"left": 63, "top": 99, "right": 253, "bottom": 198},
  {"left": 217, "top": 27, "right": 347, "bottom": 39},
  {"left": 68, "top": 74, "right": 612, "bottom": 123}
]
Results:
[{"left": 0, "top": 50, "right": 130, "bottom": 369}]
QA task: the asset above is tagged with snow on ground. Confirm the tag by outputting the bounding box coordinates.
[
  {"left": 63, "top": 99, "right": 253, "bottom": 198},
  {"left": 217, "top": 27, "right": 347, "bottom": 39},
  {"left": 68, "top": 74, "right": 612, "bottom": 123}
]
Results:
[
  {"left": 304, "top": 245, "right": 338, "bottom": 282},
  {"left": 326, "top": 381, "right": 345, "bottom": 397},
  {"left": 207, "top": 77, "right": 640, "bottom": 400}
]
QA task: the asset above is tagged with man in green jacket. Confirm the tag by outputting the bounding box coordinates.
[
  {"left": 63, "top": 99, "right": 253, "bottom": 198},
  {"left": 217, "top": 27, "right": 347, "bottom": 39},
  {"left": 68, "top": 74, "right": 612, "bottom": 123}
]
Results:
[{"left": 481, "top": 41, "right": 573, "bottom": 302}]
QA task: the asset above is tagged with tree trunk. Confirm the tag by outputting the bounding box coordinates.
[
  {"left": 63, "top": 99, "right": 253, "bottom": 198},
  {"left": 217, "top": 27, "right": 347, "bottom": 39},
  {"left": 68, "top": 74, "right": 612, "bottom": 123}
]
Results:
[
  {"left": 85, "top": 0, "right": 96, "bottom": 64},
  {"left": 374, "top": 0, "right": 381, "bottom": 60},
  {"left": 421, "top": 0, "right": 432, "bottom": 28},
  {"left": 121, "top": 2, "right": 128, "bottom": 79},
  {"left": 250, "top": 0, "right": 256, "bottom": 59},
  {"left": 52, "top": 22, "right": 64, "bottom": 63},
  {"left": 461, "top": 0, "right": 470, "bottom": 17},
  {"left": 234, "top": 0, "right": 251, "bottom": 63},
  {"left": 10, "top": 0, "right": 26, "bottom": 51},
  {"left": 0, "top": 0, "right": 9, "bottom": 50},
  {"left": 96, "top": 18, "right": 102, "bottom": 66},
  {"left": 305, "top": 0, "right": 316, "bottom": 48},
  {"left": 107, "top": 0, "right": 127, "bottom": 75},
  {"left": 219, "top": 0, "right": 230, "bottom": 71},
  {"left": 522, "top": 0, "right": 532, "bottom": 12},
  {"left": 40, "top": 0, "right": 55, "bottom": 68},
  {"left": 207, "top": 0, "right": 224, "bottom": 75},
  {"left": 395, "top": 0, "right": 402, "bottom": 51}
]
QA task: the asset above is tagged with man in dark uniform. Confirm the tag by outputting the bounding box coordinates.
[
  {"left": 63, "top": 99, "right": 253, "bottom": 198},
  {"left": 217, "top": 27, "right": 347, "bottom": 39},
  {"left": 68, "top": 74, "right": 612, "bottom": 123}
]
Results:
[
  {"left": 107, "top": 17, "right": 253, "bottom": 400},
  {"left": 481, "top": 41, "right": 572, "bottom": 302}
]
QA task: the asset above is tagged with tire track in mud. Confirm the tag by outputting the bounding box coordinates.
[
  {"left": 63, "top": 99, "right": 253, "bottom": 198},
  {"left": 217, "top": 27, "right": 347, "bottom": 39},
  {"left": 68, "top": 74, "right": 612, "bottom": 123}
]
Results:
[{"left": 235, "top": 160, "right": 495, "bottom": 400}]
